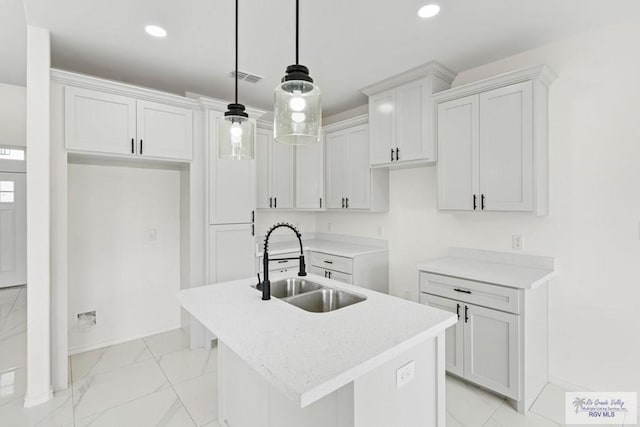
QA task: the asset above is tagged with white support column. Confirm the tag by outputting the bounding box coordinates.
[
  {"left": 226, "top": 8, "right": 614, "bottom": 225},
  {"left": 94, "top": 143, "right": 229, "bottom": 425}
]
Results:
[{"left": 24, "top": 25, "right": 52, "bottom": 408}]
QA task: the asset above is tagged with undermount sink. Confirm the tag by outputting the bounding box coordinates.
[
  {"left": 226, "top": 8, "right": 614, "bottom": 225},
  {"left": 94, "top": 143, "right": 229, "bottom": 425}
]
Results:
[
  {"left": 254, "top": 277, "right": 324, "bottom": 299},
  {"left": 284, "top": 288, "right": 367, "bottom": 313},
  {"left": 252, "top": 278, "right": 367, "bottom": 312}
]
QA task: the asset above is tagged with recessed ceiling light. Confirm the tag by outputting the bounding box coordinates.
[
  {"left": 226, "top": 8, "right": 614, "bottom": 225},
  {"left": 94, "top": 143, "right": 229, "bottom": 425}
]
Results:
[
  {"left": 417, "top": 4, "right": 440, "bottom": 19},
  {"left": 145, "top": 25, "right": 167, "bottom": 38}
]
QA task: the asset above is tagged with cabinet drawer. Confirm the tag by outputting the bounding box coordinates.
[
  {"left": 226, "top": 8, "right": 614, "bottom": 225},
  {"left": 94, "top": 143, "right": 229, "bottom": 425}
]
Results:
[
  {"left": 310, "top": 251, "right": 353, "bottom": 274},
  {"left": 258, "top": 252, "right": 299, "bottom": 273},
  {"left": 310, "top": 266, "right": 352, "bottom": 284},
  {"left": 419, "top": 272, "right": 520, "bottom": 314}
]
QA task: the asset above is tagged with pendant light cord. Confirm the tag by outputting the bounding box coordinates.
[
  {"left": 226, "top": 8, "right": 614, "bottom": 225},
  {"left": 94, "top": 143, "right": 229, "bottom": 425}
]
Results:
[
  {"left": 235, "top": 0, "right": 239, "bottom": 104},
  {"left": 295, "top": 0, "right": 299, "bottom": 65}
]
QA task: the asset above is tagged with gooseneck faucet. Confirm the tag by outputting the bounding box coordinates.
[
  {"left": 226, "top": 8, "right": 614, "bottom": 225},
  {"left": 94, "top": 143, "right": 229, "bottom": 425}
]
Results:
[{"left": 261, "top": 223, "right": 307, "bottom": 300}]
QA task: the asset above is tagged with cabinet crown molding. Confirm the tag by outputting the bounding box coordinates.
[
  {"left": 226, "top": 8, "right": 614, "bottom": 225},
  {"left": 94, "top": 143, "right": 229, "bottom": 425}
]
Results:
[
  {"left": 50, "top": 68, "right": 201, "bottom": 110},
  {"left": 321, "top": 114, "right": 368, "bottom": 134},
  {"left": 360, "top": 60, "right": 457, "bottom": 96},
  {"left": 432, "top": 65, "right": 557, "bottom": 103}
]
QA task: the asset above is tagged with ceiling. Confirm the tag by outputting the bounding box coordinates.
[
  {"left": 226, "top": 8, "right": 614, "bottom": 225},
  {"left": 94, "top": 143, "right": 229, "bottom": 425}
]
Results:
[
  {"left": 0, "top": 0, "right": 27, "bottom": 86},
  {"left": 14, "top": 0, "right": 640, "bottom": 115}
]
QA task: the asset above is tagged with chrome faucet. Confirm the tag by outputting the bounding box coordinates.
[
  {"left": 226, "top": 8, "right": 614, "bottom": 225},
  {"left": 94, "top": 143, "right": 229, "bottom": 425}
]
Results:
[{"left": 261, "top": 223, "right": 307, "bottom": 300}]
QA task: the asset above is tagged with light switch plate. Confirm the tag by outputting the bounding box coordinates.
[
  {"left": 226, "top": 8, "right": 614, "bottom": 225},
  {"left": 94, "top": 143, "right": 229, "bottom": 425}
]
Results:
[{"left": 396, "top": 360, "right": 415, "bottom": 389}]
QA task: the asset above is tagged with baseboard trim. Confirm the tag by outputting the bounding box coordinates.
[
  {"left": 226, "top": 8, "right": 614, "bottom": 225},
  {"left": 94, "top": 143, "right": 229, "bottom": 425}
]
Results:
[
  {"left": 548, "top": 375, "right": 592, "bottom": 392},
  {"left": 68, "top": 323, "right": 182, "bottom": 355},
  {"left": 24, "top": 387, "right": 53, "bottom": 408}
]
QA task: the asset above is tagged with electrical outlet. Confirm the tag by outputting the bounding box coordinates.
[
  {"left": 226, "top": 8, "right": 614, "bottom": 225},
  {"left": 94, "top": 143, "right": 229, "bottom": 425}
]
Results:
[
  {"left": 327, "top": 222, "right": 332, "bottom": 232},
  {"left": 377, "top": 225, "right": 384, "bottom": 237},
  {"left": 396, "top": 361, "right": 415, "bottom": 389},
  {"left": 77, "top": 311, "right": 96, "bottom": 329},
  {"left": 512, "top": 234, "right": 524, "bottom": 250}
]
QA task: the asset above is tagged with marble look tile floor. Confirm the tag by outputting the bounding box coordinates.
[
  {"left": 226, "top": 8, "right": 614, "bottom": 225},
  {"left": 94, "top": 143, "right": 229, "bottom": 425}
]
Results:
[{"left": 0, "top": 286, "right": 633, "bottom": 426}]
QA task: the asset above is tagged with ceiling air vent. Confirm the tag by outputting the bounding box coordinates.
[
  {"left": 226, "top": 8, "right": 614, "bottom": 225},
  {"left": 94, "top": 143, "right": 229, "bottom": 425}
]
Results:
[{"left": 229, "top": 70, "right": 262, "bottom": 84}]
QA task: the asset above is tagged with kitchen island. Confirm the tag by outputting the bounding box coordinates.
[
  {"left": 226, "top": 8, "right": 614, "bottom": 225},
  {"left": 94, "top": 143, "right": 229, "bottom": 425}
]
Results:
[{"left": 178, "top": 273, "right": 456, "bottom": 427}]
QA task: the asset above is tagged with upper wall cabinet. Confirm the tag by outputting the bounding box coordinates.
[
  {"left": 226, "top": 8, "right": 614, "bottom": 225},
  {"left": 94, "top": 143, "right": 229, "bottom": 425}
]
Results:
[
  {"left": 325, "top": 117, "right": 388, "bottom": 211},
  {"left": 65, "top": 86, "right": 194, "bottom": 161},
  {"left": 434, "top": 66, "right": 556, "bottom": 215},
  {"left": 295, "top": 137, "right": 324, "bottom": 210},
  {"left": 362, "top": 61, "right": 456, "bottom": 168},
  {"left": 209, "top": 111, "right": 256, "bottom": 225},
  {"left": 256, "top": 128, "right": 294, "bottom": 210}
]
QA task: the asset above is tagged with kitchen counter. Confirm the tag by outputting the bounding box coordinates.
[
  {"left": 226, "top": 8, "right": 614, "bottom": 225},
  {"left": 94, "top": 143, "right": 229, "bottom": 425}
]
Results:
[
  {"left": 257, "top": 238, "right": 388, "bottom": 258},
  {"left": 418, "top": 248, "right": 555, "bottom": 290},
  {"left": 178, "top": 273, "right": 455, "bottom": 408}
]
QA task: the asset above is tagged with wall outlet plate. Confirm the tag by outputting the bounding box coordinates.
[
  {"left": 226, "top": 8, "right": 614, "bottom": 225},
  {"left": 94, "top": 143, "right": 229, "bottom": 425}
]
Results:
[
  {"left": 512, "top": 234, "right": 524, "bottom": 250},
  {"left": 396, "top": 360, "right": 415, "bottom": 389},
  {"left": 77, "top": 311, "right": 96, "bottom": 329}
]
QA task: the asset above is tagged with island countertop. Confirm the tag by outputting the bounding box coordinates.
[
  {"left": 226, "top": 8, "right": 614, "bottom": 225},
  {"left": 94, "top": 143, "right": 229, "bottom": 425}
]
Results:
[{"left": 178, "top": 273, "right": 456, "bottom": 408}]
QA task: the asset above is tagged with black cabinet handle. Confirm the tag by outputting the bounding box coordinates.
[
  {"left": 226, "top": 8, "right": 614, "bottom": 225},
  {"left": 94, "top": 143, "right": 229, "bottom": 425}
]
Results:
[
  {"left": 391, "top": 148, "right": 395, "bottom": 162},
  {"left": 473, "top": 194, "right": 477, "bottom": 210},
  {"left": 320, "top": 197, "right": 322, "bottom": 208},
  {"left": 345, "top": 198, "right": 349, "bottom": 209},
  {"left": 342, "top": 197, "right": 345, "bottom": 208},
  {"left": 274, "top": 197, "right": 277, "bottom": 208},
  {"left": 464, "top": 305, "right": 469, "bottom": 323},
  {"left": 323, "top": 260, "right": 333, "bottom": 264},
  {"left": 481, "top": 194, "right": 485, "bottom": 210},
  {"left": 328, "top": 271, "right": 332, "bottom": 279},
  {"left": 454, "top": 288, "right": 472, "bottom": 294},
  {"left": 131, "top": 138, "right": 135, "bottom": 154},
  {"left": 456, "top": 303, "right": 460, "bottom": 319},
  {"left": 396, "top": 147, "right": 400, "bottom": 160},
  {"left": 278, "top": 260, "right": 288, "bottom": 264},
  {"left": 140, "top": 139, "right": 143, "bottom": 155},
  {"left": 269, "top": 197, "right": 273, "bottom": 208},
  {"left": 251, "top": 210, "right": 254, "bottom": 222},
  {"left": 251, "top": 224, "right": 254, "bottom": 236},
  {"left": 324, "top": 270, "right": 328, "bottom": 278}
]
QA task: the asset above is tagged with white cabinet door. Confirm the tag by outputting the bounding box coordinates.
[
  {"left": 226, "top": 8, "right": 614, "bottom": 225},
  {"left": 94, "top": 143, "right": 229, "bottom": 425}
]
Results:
[
  {"left": 328, "top": 270, "right": 352, "bottom": 284},
  {"left": 396, "top": 79, "right": 428, "bottom": 162},
  {"left": 65, "top": 86, "right": 136, "bottom": 155},
  {"left": 369, "top": 90, "right": 396, "bottom": 166},
  {"left": 271, "top": 140, "right": 294, "bottom": 209},
  {"left": 208, "top": 224, "right": 256, "bottom": 283},
  {"left": 463, "top": 303, "right": 520, "bottom": 400},
  {"left": 295, "top": 139, "right": 324, "bottom": 209},
  {"left": 256, "top": 129, "right": 271, "bottom": 209},
  {"left": 136, "top": 100, "right": 193, "bottom": 160},
  {"left": 479, "top": 81, "right": 533, "bottom": 211},
  {"left": 437, "top": 95, "right": 479, "bottom": 211},
  {"left": 209, "top": 112, "right": 256, "bottom": 225},
  {"left": 344, "top": 125, "right": 370, "bottom": 209},
  {"left": 422, "top": 294, "right": 464, "bottom": 377},
  {"left": 325, "top": 131, "right": 345, "bottom": 209},
  {"left": 0, "top": 173, "right": 26, "bottom": 287}
]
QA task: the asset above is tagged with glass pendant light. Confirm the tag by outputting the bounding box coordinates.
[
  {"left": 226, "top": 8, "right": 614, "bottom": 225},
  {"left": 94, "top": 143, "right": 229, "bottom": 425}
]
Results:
[
  {"left": 274, "top": 0, "right": 321, "bottom": 145},
  {"left": 219, "top": 0, "right": 255, "bottom": 160}
]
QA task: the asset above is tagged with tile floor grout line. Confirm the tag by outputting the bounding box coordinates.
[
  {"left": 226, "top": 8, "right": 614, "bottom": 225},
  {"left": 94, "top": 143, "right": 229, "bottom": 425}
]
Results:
[
  {"left": 142, "top": 334, "right": 199, "bottom": 427},
  {"left": 70, "top": 357, "right": 76, "bottom": 427},
  {"left": 481, "top": 398, "right": 505, "bottom": 426}
]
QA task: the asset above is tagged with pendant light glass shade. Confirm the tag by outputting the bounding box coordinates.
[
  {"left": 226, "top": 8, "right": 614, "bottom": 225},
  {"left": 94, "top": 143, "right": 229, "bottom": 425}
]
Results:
[
  {"left": 273, "top": 1, "right": 322, "bottom": 145},
  {"left": 219, "top": 0, "right": 255, "bottom": 159},
  {"left": 219, "top": 105, "right": 255, "bottom": 160}
]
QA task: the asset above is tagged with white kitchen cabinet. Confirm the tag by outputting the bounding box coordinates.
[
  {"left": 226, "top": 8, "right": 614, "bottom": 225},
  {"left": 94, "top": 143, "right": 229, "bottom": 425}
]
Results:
[
  {"left": 295, "top": 139, "right": 324, "bottom": 210},
  {"left": 362, "top": 62, "right": 456, "bottom": 168},
  {"left": 65, "top": 86, "right": 137, "bottom": 155},
  {"left": 65, "top": 86, "right": 194, "bottom": 161},
  {"left": 309, "top": 266, "right": 352, "bottom": 284},
  {"left": 136, "top": 100, "right": 193, "bottom": 160},
  {"left": 419, "top": 264, "right": 550, "bottom": 413},
  {"left": 209, "top": 111, "right": 256, "bottom": 225},
  {"left": 256, "top": 128, "right": 294, "bottom": 209},
  {"left": 309, "top": 249, "right": 387, "bottom": 293},
  {"left": 324, "top": 119, "right": 388, "bottom": 211},
  {"left": 434, "top": 65, "right": 555, "bottom": 215},
  {"left": 208, "top": 224, "right": 256, "bottom": 283}
]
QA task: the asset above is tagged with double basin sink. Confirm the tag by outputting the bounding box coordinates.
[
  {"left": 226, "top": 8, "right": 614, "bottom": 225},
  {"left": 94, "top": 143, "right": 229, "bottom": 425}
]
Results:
[{"left": 253, "top": 278, "right": 366, "bottom": 313}]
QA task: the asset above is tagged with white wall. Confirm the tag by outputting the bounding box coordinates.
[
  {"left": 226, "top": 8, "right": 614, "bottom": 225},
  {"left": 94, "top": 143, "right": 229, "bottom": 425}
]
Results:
[
  {"left": 68, "top": 161, "right": 182, "bottom": 353},
  {"left": 0, "top": 83, "right": 26, "bottom": 146},
  {"left": 317, "top": 18, "right": 640, "bottom": 394},
  {"left": 256, "top": 210, "right": 317, "bottom": 238}
]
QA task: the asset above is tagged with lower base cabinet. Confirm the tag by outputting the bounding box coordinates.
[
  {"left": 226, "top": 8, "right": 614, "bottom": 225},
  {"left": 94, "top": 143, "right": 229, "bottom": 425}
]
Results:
[
  {"left": 209, "top": 224, "right": 256, "bottom": 283},
  {"left": 419, "top": 271, "right": 548, "bottom": 413}
]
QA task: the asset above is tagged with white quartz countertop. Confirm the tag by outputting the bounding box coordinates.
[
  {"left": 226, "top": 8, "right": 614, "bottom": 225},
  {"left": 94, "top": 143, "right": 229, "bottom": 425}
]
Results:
[
  {"left": 257, "top": 239, "right": 388, "bottom": 258},
  {"left": 178, "top": 273, "right": 455, "bottom": 408},
  {"left": 418, "top": 257, "right": 555, "bottom": 290}
]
